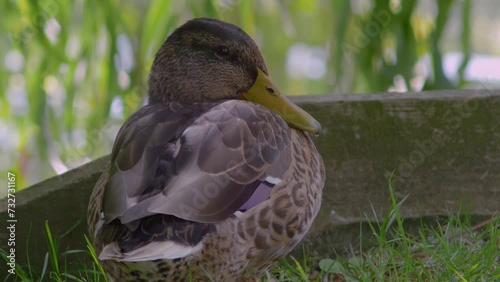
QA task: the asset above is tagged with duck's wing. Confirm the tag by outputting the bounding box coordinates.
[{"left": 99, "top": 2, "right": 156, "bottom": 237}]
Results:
[{"left": 103, "top": 100, "right": 292, "bottom": 226}]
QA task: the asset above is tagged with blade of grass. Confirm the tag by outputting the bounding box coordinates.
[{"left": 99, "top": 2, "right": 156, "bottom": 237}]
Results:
[
  {"left": 45, "top": 220, "right": 61, "bottom": 279},
  {"left": 84, "top": 235, "right": 109, "bottom": 282}
]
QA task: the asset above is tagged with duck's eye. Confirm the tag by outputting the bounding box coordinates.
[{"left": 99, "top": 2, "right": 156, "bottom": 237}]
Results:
[{"left": 215, "top": 46, "right": 231, "bottom": 57}]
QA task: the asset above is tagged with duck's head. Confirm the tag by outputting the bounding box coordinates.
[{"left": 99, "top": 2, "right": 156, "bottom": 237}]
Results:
[{"left": 148, "top": 18, "right": 321, "bottom": 134}]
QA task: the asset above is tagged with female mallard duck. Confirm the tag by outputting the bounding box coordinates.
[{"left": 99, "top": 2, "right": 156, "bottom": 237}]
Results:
[{"left": 88, "top": 18, "right": 325, "bottom": 281}]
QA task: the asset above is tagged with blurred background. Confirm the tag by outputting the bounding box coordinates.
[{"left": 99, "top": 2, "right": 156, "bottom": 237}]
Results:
[{"left": 1, "top": 0, "right": 499, "bottom": 191}]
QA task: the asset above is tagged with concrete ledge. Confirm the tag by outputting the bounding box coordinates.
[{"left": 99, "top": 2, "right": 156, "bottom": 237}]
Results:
[
  {"left": 298, "top": 89, "right": 500, "bottom": 231},
  {"left": 1, "top": 89, "right": 499, "bottom": 266}
]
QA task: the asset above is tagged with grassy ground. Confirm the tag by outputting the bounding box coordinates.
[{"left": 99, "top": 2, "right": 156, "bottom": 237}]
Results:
[
  {"left": 267, "top": 213, "right": 499, "bottom": 282},
  {"left": 2, "top": 187, "right": 499, "bottom": 281}
]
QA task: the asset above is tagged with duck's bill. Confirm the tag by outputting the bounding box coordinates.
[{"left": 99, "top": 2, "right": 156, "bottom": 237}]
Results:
[{"left": 242, "top": 68, "right": 322, "bottom": 134}]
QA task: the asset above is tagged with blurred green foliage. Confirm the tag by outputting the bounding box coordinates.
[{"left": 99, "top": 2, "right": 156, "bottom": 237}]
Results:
[{"left": 0, "top": 0, "right": 473, "bottom": 188}]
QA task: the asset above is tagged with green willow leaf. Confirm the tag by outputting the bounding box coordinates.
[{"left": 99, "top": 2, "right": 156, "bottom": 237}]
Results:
[
  {"left": 458, "top": 0, "right": 471, "bottom": 87},
  {"left": 140, "top": 0, "right": 174, "bottom": 62}
]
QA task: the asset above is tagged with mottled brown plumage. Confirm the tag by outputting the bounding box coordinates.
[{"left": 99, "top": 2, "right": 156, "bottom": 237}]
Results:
[{"left": 88, "top": 18, "right": 325, "bottom": 281}]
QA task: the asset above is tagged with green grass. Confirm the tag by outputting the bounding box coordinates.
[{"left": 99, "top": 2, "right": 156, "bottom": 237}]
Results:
[
  {"left": 263, "top": 185, "right": 500, "bottom": 282},
  {"left": 1, "top": 221, "right": 108, "bottom": 282},
  {"left": 2, "top": 190, "right": 499, "bottom": 281}
]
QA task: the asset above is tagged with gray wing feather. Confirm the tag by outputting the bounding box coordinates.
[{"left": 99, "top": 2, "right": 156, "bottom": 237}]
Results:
[{"left": 103, "top": 100, "right": 292, "bottom": 225}]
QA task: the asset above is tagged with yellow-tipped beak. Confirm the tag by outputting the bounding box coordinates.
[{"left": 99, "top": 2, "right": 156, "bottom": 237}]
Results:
[{"left": 242, "top": 68, "right": 322, "bottom": 134}]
